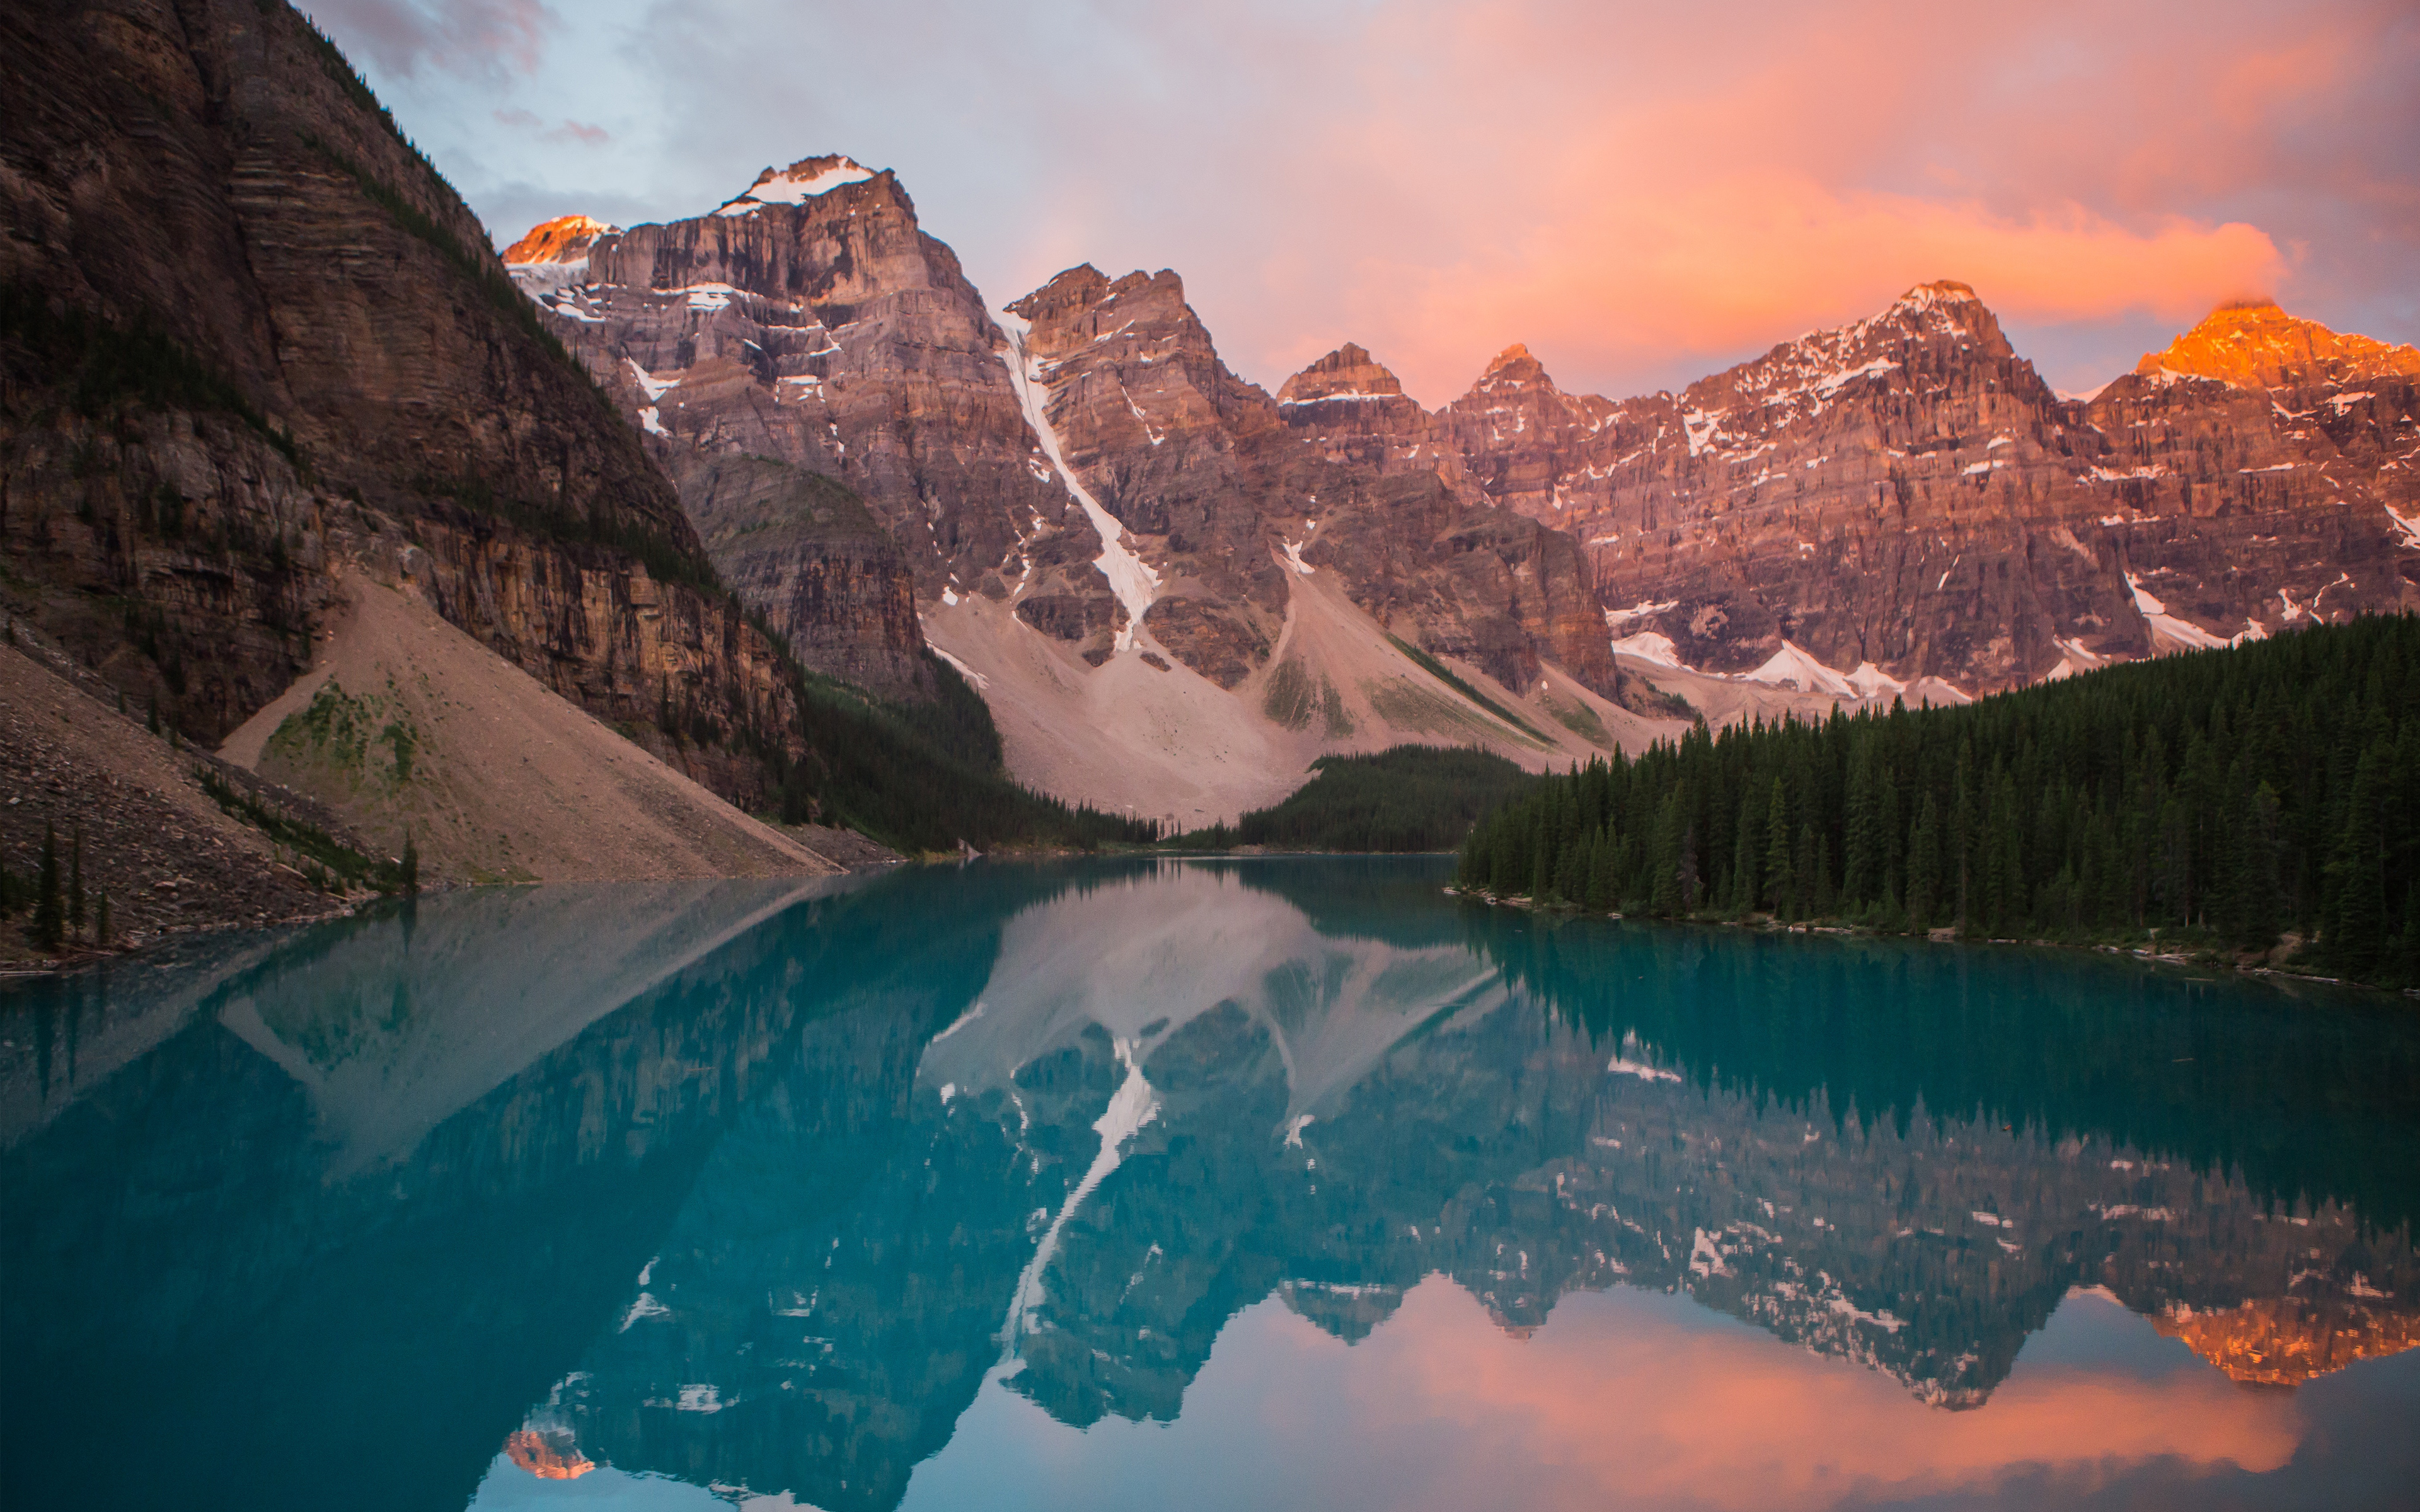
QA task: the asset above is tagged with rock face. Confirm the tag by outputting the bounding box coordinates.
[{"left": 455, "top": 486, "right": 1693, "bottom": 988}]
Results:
[
  {"left": 0, "top": 0, "right": 803, "bottom": 807},
  {"left": 1006, "top": 265, "right": 1632, "bottom": 700},
  {"left": 2140, "top": 299, "right": 2420, "bottom": 392},
  {"left": 516, "top": 178, "right": 1646, "bottom": 742},
  {"left": 1431, "top": 284, "right": 2420, "bottom": 690},
  {"left": 669, "top": 453, "right": 931, "bottom": 697},
  {"left": 512, "top": 156, "right": 1085, "bottom": 698}
]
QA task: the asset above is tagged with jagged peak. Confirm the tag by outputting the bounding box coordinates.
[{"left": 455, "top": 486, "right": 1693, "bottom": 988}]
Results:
[
  {"left": 1277, "top": 343, "right": 1407, "bottom": 404},
  {"left": 1005, "top": 264, "right": 1112, "bottom": 321},
  {"left": 1473, "top": 341, "right": 1555, "bottom": 391},
  {"left": 502, "top": 214, "right": 614, "bottom": 266},
  {"left": 714, "top": 154, "right": 879, "bottom": 217},
  {"left": 1892, "top": 279, "right": 1979, "bottom": 313},
  {"left": 2134, "top": 300, "right": 2420, "bottom": 390}
]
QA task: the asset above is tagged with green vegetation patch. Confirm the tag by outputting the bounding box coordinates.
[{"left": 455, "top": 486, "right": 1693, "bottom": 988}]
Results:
[
  {"left": 265, "top": 681, "right": 419, "bottom": 791},
  {"left": 1262, "top": 657, "right": 1316, "bottom": 730},
  {"left": 1178, "top": 745, "right": 1536, "bottom": 853},
  {"left": 196, "top": 765, "right": 412, "bottom": 895},
  {"left": 1384, "top": 635, "right": 1550, "bottom": 743},
  {"left": 1545, "top": 694, "right": 1613, "bottom": 748}
]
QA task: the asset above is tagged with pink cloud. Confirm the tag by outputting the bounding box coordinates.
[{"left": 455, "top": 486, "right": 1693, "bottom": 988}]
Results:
[
  {"left": 972, "top": 0, "right": 2407, "bottom": 402},
  {"left": 1276, "top": 1280, "right": 2304, "bottom": 1511}
]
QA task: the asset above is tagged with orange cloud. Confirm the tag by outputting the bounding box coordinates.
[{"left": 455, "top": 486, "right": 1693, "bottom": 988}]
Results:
[{"left": 1076, "top": 0, "right": 2407, "bottom": 402}]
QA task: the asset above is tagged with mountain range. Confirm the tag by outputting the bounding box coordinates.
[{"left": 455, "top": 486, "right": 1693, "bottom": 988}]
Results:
[
  {"left": 4, "top": 1, "right": 2417, "bottom": 883},
  {"left": 509, "top": 158, "right": 2420, "bottom": 825}
]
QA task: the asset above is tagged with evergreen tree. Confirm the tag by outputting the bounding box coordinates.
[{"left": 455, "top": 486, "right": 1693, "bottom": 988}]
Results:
[
  {"left": 1763, "top": 778, "right": 1793, "bottom": 916},
  {"left": 95, "top": 889, "right": 111, "bottom": 948},
  {"left": 1907, "top": 794, "right": 1941, "bottom": 929},
  {"left": 68, "top": 823, "right": 85, "bottom": 937},
  {"left": 1731, "top": 794, "right": 1759, "bottom": 914},
  {"left": 31, "top": 822, "right": 63, "bottom": 950}
]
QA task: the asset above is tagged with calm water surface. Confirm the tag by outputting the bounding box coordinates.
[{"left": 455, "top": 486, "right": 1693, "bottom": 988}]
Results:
[{"left": 4, "top": 857, "right": 2416, "bottom": 1511}]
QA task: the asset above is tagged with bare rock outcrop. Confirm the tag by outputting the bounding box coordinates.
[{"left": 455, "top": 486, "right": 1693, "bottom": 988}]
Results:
[
  {"left": 514, "top": 156, "right": 1100, "bottom": 699},
  {"left": 1436, "top": 284, "right": 2420, "bottom": 690}
]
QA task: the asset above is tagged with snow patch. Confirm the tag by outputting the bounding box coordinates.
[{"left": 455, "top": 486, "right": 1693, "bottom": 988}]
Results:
[
  {"left": 625, "top": 358, "right": 677, "bottom": 400},
  {"left": 996, "top": 311, "right": 1160, "bottom": 651},
  {"left": 1609, "top": 1055, "right": 1681, "bottom": 1083},
  {"left": 1000, "top": 1039, "right": 1160, "bottom": 1354},
  {"left": 2043, "top": 637, "right": 2109, "bottom": 681},
  {"left": 1611, "top": 631, "right": 1681, "bottom": 668},
  {"left": 717, "top": 158, "right": 875, "bottom": 214},
  {"left": 1846, "top": 662, "right": 1906, "bottom": 698},
  {"left": 2385, "top": 503, "right": 2420, "bottom": 551},
  {"left": 2126, "top": 573, "right": 2230, "bottom": 651},
  {"left": 1605, "top": 598, "right": 1679, "bottom": 627},
  {"left": 1744, "top": 641, "right": 1858, "bottom": 697}
]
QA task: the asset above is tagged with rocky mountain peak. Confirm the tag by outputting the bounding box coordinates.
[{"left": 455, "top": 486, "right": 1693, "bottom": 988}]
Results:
[
  {"left": 1892, "top": 278, "right": 1980, "bottom": 311},
  {"left": 501, "top": 214, "right": 615, "bottom": 266},
  {"left": 1476, "top": 342, "right": 1555, "bottom": 391},
  {"left": 2136, "top": 300, "right": 2420, "bottom": 391},
  {"left": 1277, "top": 343, "right": 1407, "bottom": 404},
  {"left": 715, "top": 154, "right": 879, "bottom": 216},
  {"left": 1004, "top": 263, "right": 1114, "bottom": 324}
]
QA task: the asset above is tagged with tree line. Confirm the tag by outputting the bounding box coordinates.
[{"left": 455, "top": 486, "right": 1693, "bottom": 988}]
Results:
[{"left": 1457, "top": 615, "right": 2420, "bottom": 987}]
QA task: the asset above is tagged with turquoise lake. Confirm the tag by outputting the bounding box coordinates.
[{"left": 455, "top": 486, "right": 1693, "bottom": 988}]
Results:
[{"left": 3, "top": 856, "right": 2416, "bottom": 1510}]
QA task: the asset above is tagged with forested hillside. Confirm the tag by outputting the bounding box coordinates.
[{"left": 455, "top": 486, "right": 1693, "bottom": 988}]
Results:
[
  {"left": 1458, "top": 616, "right": 2420, "bottom": 987},
  {"left": 1178, "top": 747, "right": 1531, "bottom": 852}
]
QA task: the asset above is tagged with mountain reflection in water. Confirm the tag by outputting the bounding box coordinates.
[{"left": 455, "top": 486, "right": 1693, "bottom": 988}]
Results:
[{"left": 3, "top": 858, "right": 2415, "bottom": 1512}]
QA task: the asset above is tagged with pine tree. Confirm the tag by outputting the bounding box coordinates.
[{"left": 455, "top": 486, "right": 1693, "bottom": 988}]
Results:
[
  {"left": 401, "top": 828, "right": 421, "bottom": 895},
  {"left": 95, "top": 889, "right": 111, "bottom": 948},
  {"left": 1907, "top": 794, "right": 1941, "bottom": 929},
  {"left": 1731, "top": 793, "right": 1759, "bottom": 914},
  {"left": 2327, "top": 747, "right": 2390, "bottom": 971},
  {"left": 31, "top": 822, "right": 63, "bottom": 950},
  {"left": 68, "top": 823, "right": 85, "bottom": 937},
  {"left": 1763, "top": 778, "right": 1793, "bottom": 917}
]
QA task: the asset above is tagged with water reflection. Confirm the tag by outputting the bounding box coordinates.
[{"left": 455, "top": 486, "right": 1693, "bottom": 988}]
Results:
[{"left": 3, "top": 859, "right": 2414, "bottom": 1511}]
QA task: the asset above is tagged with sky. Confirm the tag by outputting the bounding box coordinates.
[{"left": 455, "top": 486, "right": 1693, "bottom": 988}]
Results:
[{"left": 312, "top": 0, "right": 2420, "bottom": 405}]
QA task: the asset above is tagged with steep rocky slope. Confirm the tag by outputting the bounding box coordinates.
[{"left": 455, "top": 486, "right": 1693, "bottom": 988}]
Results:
[
  {"left": 0, "top": 628, "right": 345, "bottom": 963},
  {"left": 514, "top": 169, "right": 1686, "bottom": 822},
  {"left": 511, "top": 156, "right": 1063, "bottom": 701},
  {"left": 1429, "top": 284, "right": 2420, "bottom": 691},
  {"left": 1, "top": 0, "right": 804, "bottom": 811},
  {"left": 216, "top": 570, "right": 843, "bottom": 885}
]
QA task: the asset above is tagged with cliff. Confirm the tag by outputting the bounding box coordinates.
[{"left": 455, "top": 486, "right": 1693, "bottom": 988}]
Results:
[
  {"left": 1429, "top": 284, "right": 2419, "bottom": 691},
  {"left": 0, "top": 0, "right": 804, "bottom": 810}
]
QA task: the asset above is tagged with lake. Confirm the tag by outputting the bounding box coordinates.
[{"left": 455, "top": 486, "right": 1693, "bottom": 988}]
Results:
[{"left": 3, "top": 857, "right": 2416, "bottom": 1511}]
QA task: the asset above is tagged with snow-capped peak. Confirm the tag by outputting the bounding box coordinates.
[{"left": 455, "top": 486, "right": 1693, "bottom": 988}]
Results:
[{"left": 715, "top": 155, "right": 877, "bottom": 217}]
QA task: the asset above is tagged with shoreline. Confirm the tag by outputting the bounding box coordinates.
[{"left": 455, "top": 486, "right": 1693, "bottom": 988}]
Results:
[{"left": 1444, "top": 885, "right": 2420, "bottom": 1001}]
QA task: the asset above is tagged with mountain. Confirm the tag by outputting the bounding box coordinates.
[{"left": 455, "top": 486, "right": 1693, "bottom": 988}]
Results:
[
  {"left": 2139, "top": 299, "right": 2420, "bottom": 391},
  {"left": 1429, "top": 284, "right": 2420, "bottom": 691},
  {"left": 515, "top": 171, "right": 1688, "bottom": 826},
  {"left": 0, "top": 0, "right": 819, "bottom": 842}
]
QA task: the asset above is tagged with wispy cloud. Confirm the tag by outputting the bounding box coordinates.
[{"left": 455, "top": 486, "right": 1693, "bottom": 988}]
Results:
[
  {"left": 318, "top": 0, "right": 2420, "bottom": 400},
  {"left": 313, "top": 0, "right": 557, "bottom": 81}
]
